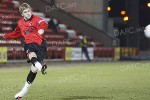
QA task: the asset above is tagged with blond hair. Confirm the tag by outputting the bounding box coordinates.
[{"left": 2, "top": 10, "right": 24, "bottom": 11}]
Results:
[{"left": 19, "top": 3, "right": 31, "bottom": 14}]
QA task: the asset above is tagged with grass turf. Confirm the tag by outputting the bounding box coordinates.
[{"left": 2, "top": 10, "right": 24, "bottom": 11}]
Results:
[{"left": 0, "top": 61, "right": 150, "bottom": 100}]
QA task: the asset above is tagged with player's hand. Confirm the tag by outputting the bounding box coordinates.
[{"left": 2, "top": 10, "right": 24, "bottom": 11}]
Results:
[
  {"left": 38, "top": 29, "right": 44, "bottom": 35},
  {"left": 3, "top": 34, "right": 6, "bottom": 39}
]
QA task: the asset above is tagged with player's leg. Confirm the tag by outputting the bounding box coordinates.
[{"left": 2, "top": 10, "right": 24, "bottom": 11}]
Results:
[
  {"left": 15, "top": 65, "right": 38, "bottom": 99},
  {"left": 28, "top": 52, "right": 43, "bottom": 71},
  {"left": 24, "top": 43, "right": 43, "bottom": 72},
  {"left": 36, "top": 40, "right": 48, "bottom": 74},
  {"left": 15, "top": 44, "right": 45, "bottom": 99}
]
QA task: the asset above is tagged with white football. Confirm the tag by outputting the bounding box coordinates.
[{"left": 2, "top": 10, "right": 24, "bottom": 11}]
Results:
[{"left": 144, "top": 24, "right": 150, "bottom": 38}]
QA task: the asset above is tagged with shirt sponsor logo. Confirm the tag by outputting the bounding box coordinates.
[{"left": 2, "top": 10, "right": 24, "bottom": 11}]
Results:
[{"left": 24, "top": 27, "right": 34, "bottom": 34}]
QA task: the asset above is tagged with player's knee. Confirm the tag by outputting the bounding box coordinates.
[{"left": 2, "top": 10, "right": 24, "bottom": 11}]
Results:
[
  {"left": 27, "top": 52, "right": 39, "bottom": 66},
  {"left": 30, "top": 57, "right": 38, "bottom": 66},
  {"left": 28, "top": 52, "right": 37, "bottom": 60}
]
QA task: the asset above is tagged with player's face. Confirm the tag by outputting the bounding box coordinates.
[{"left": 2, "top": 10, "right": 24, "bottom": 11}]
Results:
[{"left": 22, "top": 8, "right": 32, "bottom": 20}]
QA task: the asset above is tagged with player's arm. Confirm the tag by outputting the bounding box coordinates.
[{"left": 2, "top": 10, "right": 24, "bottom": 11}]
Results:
[
  {"left": 36, "top": 17, "right": 48, "bottom": 35},
  {"left": 3, "top": 25, "right": 22, "bottom": 39}
]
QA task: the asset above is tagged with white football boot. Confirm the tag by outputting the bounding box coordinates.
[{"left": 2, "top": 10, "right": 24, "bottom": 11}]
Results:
[{"left": 15, "top": 81, "right": 31, "bottom": 99}]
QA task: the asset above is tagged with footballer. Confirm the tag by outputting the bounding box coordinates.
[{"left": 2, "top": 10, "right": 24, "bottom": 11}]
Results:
[{"left": 3, "top": 3, "right": 48, "bottom": 99}]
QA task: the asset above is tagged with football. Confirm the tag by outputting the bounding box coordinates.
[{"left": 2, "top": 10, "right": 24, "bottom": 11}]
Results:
[{"left": 144, "top": 24, "right": 150, "bottom": 38}]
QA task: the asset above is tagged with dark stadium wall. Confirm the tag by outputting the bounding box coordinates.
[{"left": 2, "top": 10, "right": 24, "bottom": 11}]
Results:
[
  {"left": 125, "top": 0, "right": 140, "bottom": 48},
  {"left": 17, "top": 0, "right": 117, "bottom": 47},
  {"left": 55, "top": 0, "right": 105, "bottom": 31}
]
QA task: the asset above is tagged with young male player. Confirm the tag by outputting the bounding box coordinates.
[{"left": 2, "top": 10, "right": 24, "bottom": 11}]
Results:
[{"left": 3, "top": 3, "right": 48, "bottom": 99}]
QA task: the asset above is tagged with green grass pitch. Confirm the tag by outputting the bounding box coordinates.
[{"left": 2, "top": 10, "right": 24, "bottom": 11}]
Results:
[{"left": 0, "top": 61, "right": 150, "bottom": 100}]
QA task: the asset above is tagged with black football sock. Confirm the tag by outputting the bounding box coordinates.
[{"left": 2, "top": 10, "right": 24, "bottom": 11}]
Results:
[{"left": 26, "top": 70, "right": 37, "bottom": 84}]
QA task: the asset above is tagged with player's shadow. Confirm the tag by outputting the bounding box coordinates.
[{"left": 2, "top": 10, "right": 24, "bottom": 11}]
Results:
[{"left": 61, "top": 96, "right": 107, "bottom": 100}]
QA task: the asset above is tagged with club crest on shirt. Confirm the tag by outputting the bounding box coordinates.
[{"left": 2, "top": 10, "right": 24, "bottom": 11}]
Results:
[{"left": 29, "top": 22, "right": 32, "bottom": 26}]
